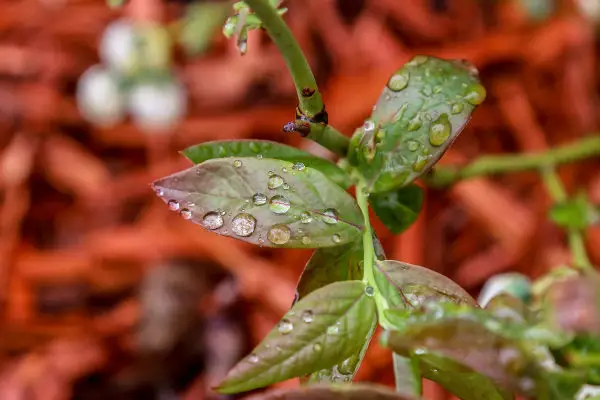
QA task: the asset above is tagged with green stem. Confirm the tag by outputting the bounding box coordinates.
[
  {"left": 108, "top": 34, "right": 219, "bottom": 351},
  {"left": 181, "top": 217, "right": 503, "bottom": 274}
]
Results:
[
  {"left": 426, "top": 135, "right": 600, "bottom": 187},
  {"left": 541, "top": 168, "right": 592, "bottom": 270},
  {"left": 243, "top": 0, "right": 349, "bottom": 156}
]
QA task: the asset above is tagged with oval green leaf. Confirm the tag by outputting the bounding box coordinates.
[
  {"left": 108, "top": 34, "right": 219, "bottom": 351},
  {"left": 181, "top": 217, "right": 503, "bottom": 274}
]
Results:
[
  {"left": 244, "top": 383, "right": 418, "bottom": 400},
  {"left": 376, "top": 260, "right": 477, "bottom": 307},
  {"left": 350, "top": 55, "right": 485, "bottom": 193},
  {"left": 182, "top": 140, "right": 351, "bottom": 188},
  {"left": 369, "top": 184, "right": 424, "bottom": 234},
  {"left": 216, "top": 280, "right": 376, "bottom": 394},
  {"left": 152, "top": 157, "right": 363, "bottom": 248}
]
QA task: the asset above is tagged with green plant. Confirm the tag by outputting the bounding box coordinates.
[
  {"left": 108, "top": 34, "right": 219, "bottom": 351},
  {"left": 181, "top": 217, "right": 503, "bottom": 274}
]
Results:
[{"left": 112, "top": 1, "right": 600, "bottom": 399}]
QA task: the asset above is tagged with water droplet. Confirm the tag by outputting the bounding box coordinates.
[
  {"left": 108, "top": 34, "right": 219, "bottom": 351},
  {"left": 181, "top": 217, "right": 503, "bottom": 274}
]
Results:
[
  {"left": 257, "top": 154, "right": 263, "bottom": 159},
  {"left": 464, "top": 83, "right": 486, "bottom": 105},
  {"left": 293, "top": 162, "right": 305, "bottom": 171},
  {"left": 269, "top": 195, "right": 291, "bottom": 214},
  {"left": 220, "top": 209, "right": 227, "bottom": 216},
  {"left": 338, "top": 355, "right": 359, "bottom": 375},
  {"left": 313, "top": 343, "right": 322, "bottom": 352},
  {"left": 268, "top": 174, "right": 284, "bottom": 189},
  {"left": 407, "top": 140, "right": 420, "bottom": 152},
  {"left": 429, "top": 113, "right": 451, "bottom": 147},
  {"left": 332, "top": 234, "right": 342, "bottom": 243},
  {"left": 387, "top": 68, "right": 410, "bottom": 92},
  {"left": 433, "top": 85, "right": 442, "bottom": 94},
  {"left": 253, "top": 193, "right": 267, "bottom": 206},
  {"left": 248, "top": 354, "right": 259, "bottom": 363},
  {"left": 408, "top": 55, "right": 428, "bottom": 66},
  {"left": 407, "top": 115, "right": 422, "bottom": 131},
  {"left": 413, "top": 156, "right": 430, "bottom": 172},
  {"left": 202, "top": 211, "right": 224, "bottom": 230},
  {"left": 451, "top": 102, "right": 464, "bottom": 114},
  {"left": 281, "top": 167, "right": 288, "bottom": 173},
  {"left": 421, "top": 86, "right": 433, "bottom": 96},
  {"left": 155, "top": 188, "right": 164, "bottom": 196},
  {"left": 282, "top": 183, "right": 290, "bottom": 190},
  {"left": 321, "top": 209, "right": 339, "bottom": 224},
  {"left": 301, "top": 235, "right": 311, "bottom": 245},
  {"left": 180, "top": 208, "right": 192, "bottom": 220},
  {"left": 327, "top": 325, "right": 340, "bottom": 335},
  {"left": 302, "top": 310, "right": 314, "bottom": 323},
  {"left": 267, "top": 225, "right": 291, "bottom": 245},
  {"left": 249, "top": 142, "right": 261, "bottom": 153},
  {"left": 231, "top": 213, "right": 256, "bottom": 237},
  {"left": 365, "top": 286, "right": 375, "bottom": 297},
  {"left": 268, "top": 170, "right": 275, "bottom": 176},
  {"left": 233, "top": 159, "right": 242, "bottom": 168},
  {"left": 300, "top": 212, "right": 313, "bottom": 224},
  {"left": 363, "top": 119, "right": 376, "bottom": 133},
  {"left": 278, "top": 319, "right": 293, "bottom": 334},
  {"left": 167, "top": 199, "right": 180, "bottom": 211}
]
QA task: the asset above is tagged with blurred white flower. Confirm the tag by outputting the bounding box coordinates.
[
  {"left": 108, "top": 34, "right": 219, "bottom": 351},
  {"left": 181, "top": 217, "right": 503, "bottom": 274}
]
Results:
[
  {"left": 76, "top": 65, "right": 125, "bottom": 127},
  {"left": 578, "top": 0, "right": 600, "bottom": 22},
  {"left": 477, "top": 272, "right": 532, "bottom": 307},
  {"left": 128, "top": 77, "right": 187, "bottom": 133},
  {"left": 99, "top": 18, "right": 137, "bottom": 74}
]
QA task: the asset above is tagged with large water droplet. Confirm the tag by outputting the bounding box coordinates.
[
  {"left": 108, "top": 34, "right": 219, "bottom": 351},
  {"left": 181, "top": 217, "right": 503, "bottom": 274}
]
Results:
[
  {"left": 332, "top": 234, "right": 342, "bottom": 243},
  {"left": 155, "top": 188, "right": 164, "bottom": 196},
  {"left": 231, "top": 213, "right": 256, "bottom": 237},
  {"left": 278, "top": 319, "right": 293, "bottom": 334},
  {"left": 302, "top": 310, "right": 314, "bottom": 323},
  {"left": 293, "top": 162, "right": 305, "bottom": 171},
  {"left": 365, "top": 286, "right": 375, "bottom": 297},
  {"left": 327, "top": 324, "right": 340, "bottom": 335},
  {"left": 248, "top": 353, "right": 259, "bottom": 364},
  {"left": 387, "top": 68, "right": 410, "bottom": 92},
  {"left": 301, "top": 235, "right": 311, "bottom": 245},
  {"left": 407, "top": 140, "right": 420, "bottom": 152},
  {"left": 268, "top": 174, "right": 284, "bottom": 189},
  {"left": 267, "top": 224, "right": 291, "bottom": 245},
  {"left": 202, "top": 211, "right": 224, "bottom": 230},
  {"left": 451, "top": 102, "right": 464, "bottom": 114},
  {"left": 408, "top": 55, "right": 428, "bottom": 66},
  {"left": 300, "top": 212, "right": 313, "bottom": 224},
  {"left": 338, "top": 355, "right": 359, "bottom": 375},
  {"left": 269, "top": 195, "right": 291, "bottom": 214},
  {"left": 321, "top": 209, "right": 339, "bottom": 224},
  {"left": 464, "top": 83, "right": 486, "bottom": 105},
  {"left": 429, "top": 113, "right": 451, "bottom": 147},
  {"left": 253, "top": 193, "right": 267, "bottom": 206},
  {"left": 180, "top": 208, "right": 192, "bottom": 220},
  {"left": 167, "top": 199, "right": 180, "bottom": 211}
]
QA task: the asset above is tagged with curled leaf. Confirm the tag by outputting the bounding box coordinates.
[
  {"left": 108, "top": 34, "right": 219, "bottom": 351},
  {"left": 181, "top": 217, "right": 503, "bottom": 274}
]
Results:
[
  {"left": 152, "top": 157, "right": 362, "bottom": 248},
  {"left": 350, "top": 55, "right": 485, "bottom": 193}
]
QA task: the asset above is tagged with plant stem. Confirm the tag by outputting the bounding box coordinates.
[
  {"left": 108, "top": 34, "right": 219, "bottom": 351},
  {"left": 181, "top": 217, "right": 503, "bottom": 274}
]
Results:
[
  {"left": 541, "top": 168, "right": 593, "bottom": 270},
  {"left": 426, "top": 135, "right": 600, "bottom": 187},
  {"left": 243, "top": 0, "right": 349, "bottom": 156}
]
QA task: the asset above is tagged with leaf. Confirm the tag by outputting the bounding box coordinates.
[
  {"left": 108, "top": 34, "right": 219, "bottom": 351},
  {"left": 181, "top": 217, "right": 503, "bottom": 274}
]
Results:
[
  {"left": 182, "top": 140, "right": 350, "bottom": 188},
  {"left": 375, "top": 260, "right": 477, "bottom": 307},
  {"left": 548, "top": 192, "right": 595, "bottom": 230},
  {"left": 393, "top": 353, "right": 422, "bottom": 397},
  {"left": 216, "top": 281, "right": 376, "bottom": 394},
  {"left": 152, "top": 157, "right": 363, "bottom": 248},
  {"left": 369, "top": 184, "right": 423, "bottom": 234},
  {"left": 349, "top": 55, "right": 485, "bottom": 193},
  {"left": 478, "top": 272, "right": 532, "bottom": 307},
  {"left": 243, "top": 383, "right": 419, "bottom": 400}
]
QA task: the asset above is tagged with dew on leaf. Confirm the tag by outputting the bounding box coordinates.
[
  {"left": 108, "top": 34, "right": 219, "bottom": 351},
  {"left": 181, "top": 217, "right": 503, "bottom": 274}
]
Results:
[
  {"left": 155, "top": 188, "right": 164, "bottom": 196},
  {"left": 408, "top": 55, "right": 428, "bottom": 66},
  {"left": 302, "top": 310, "right": 314, "bottom": 323},
  {"left": 332, "top": 233, "right": 342, "bottom": 243},
  {"left": 387, "top": 68, "right": 410, "bottom": 92},
  {"left": 338, "top": 355, "right": 359, "bottom": 375},
  {"left": 282, "top": 183, "right": 290, "bottom": 190},
  {"left": 363, "top": 119, "right": 376, "bottom": 133},
  {"left": 269, "top": 195, "right": 291, "bottom": 214},
  {"left": 413, "top": 156, "right": 430, "bottom": 172},
  {"left": 365, "top": 286, "right": 375, "bottom": 297},
  {"left": 313, "top": 343, "right": 322, "bottom": 352},
  {"left": 300, "top": 211, "right": 312, "bottom": 224},
  {"left": 231, "top": 213, "right": 256, "bottom": 237},
  {"left": 267, "top": 224, "right": 291, "bottom": 245},
  {"left": 167, "top": 199, "right": 180, "bottom": 211},
  {"left": 257, "top": 154, "right": 263, "bottom": 159},
  {"left": 429, "top": 113, "right": 451, "bottom": 147},
  {"left": 179, "top": 208, "right": 192, "bottom": 220},
  {"left": 252, "top": 193, "right": 267, "bottom": 206},
  {"left": 321, "top": 209, "right": 339, "bottom": 224},
  {"left": 248, "top": 354, "right": 259, "bottom": 364},
  {"left": 202, "top": 211, "right": 224, "bottom": 230},
  {"left": 464, "top": 83, "right": 487, "bottom": 105},
  {"left": 327, "top": 324, "right": 340, "bottom": 335},
  {"left": 407, "top": 140, "right": 420, "bottom": 152},
  {"left": 278, "top": 319, "right": 294, "bottom": 334},
  {"left": 268, "top": 174, "right": 284, "bottom": 189},
  {"left": 301, "top": 235, "right": 311, "bottom": 245},
  {"left": 407, "top": 116, "right": 422, "bottom": 131},
  {"left": 451, "top": 102, "right": 464, "bottom": 114},
  {"left": 281, "top": 167, "right": 288, "bottom": 173},
  {"left": 293, "top": 162, "right": 305, "bottom": 171},
  {"left": 233, "top": 159, "right": 242, "bottom": 168}
]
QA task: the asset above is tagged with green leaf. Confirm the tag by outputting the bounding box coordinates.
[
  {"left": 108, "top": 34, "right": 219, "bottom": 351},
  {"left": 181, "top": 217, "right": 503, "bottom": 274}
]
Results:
[
  {"left": 350, "top": 55, "right": 485, "bottom": 193},
  {"left": 369, "top": 184, "right": 423, "bottom": 234},
  {"left": 244, "top": 383, "right": 418, "bottom": 400},
  {"left": 393, "top": 353, "right": 422, "bottom": 396},
  {"left": 375, "top": 260, "right": 477, "bottom": 307},
  {"left": 554, "top": 334, "right": 600, "bottom": 385},
  {"left": 179, "top": 3, "right": 230, "bottom": 56},
  {"left": 216, "top": 281, "right": 377, "bottom": 394},
  {"left": 152, "top": 157, "right": 362, "bottom": 248},
  {"left": 548, "top": 192, "right": 595, "bottom": 230},
  {"left": 183, "top": 140, "right": 350, "bottom": 188}
]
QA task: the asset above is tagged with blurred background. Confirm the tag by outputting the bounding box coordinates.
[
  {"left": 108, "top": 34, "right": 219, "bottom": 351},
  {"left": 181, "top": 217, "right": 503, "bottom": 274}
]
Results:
[{"left": 1, "top": 0, "right": 600, "bottom": 399}]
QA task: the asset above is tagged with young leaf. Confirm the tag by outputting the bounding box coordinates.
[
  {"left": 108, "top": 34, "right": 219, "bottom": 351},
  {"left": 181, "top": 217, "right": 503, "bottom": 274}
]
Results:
[
  {"left": 216, "top": 281, "right": 376, "bottom": 394},
  {"left": 369, "top": 184, "right": 423, "bottom": 234},
  {"left": 152, "top": 157, "right": 362, "bottom": 248},
  {"left": 350, "top": 55, "right": 485, "bottom": 193},
  {"left": 244, "top": 383, "right": 418, "bottom": 400},
  {"left": 548, "top": 192, "right": 596, "bottom": 230},
  {"left": 182, "top": 140, "right": 351, "bottom": 188},
  {"left": 375, "top": 260, "right": 477, "bottom": 307}
]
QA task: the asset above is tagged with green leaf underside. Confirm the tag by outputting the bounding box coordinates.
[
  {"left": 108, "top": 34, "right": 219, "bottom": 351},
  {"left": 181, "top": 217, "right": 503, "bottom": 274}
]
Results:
[
  {"left": 351, "top": 55, "right": 485, "bottom": 193},
  {"left": 216, "top": 281, "right": 376, "bottom": 394},
  {"left": 152, "top": 157, "right": 363, "bottom": 248},
  {"left": 182, "top": 140, "right": 351, "bottom": 188},
  {"left": 369, "top": 184, "right": 423, "bottom": 234},
  {"left": 393, "top": 354, "right": 421, "bottom": 397},
  {"left": 243, "top": 383, "right": 418, "bottom": 400},
  {"left": 296, "top": 236, "right": 386, "bottom": 384},
  {"left": 376, "top": 260, "right": 477, "bottom": 307}
]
